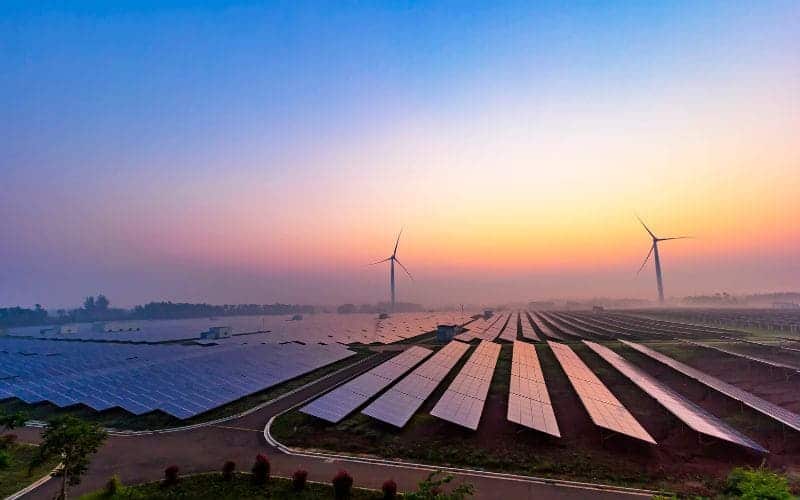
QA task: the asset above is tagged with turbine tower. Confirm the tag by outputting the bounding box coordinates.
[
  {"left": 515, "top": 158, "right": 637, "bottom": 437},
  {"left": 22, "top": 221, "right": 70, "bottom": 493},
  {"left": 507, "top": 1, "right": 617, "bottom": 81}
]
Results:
[
  {"left": 369, "top": 229, "right": 413, "bottom": 311},
  {"left": 636, "top": 216, "right": 690, "bottom": 304}
]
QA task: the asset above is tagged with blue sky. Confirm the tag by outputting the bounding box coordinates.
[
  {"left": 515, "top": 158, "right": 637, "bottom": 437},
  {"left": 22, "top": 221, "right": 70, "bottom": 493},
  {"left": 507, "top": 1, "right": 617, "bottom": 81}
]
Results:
[{"left": 2, "top": 1, "right": 798, "bottom": 307}]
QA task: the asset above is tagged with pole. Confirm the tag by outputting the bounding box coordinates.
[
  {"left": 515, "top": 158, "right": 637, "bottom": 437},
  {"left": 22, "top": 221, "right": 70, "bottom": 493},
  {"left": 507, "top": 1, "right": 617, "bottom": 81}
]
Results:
[{"left": 652, "top": 241, "right": 665, "bottom": 303}]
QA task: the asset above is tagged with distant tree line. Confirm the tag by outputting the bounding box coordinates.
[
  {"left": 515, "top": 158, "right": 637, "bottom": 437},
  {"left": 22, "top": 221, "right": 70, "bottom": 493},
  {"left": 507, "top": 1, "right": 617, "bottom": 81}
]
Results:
[
  {"left": 0, "top": 295, "right": 315, "bottom": 328},
  {"left": 337, "top": 302, "right": 424, "bottom": 314}
]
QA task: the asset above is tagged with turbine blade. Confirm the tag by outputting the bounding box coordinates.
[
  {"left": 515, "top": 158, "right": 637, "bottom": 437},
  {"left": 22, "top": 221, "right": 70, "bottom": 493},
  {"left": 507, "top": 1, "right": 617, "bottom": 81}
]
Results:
[
  {"left": 635, "top": 214, "right": 657, "bottom": 240},
  {"left": 637, "top": 244, "right": 655, "bottom": 275},
  {"left": 392, "top": 228, "right": 403, "bottom": 256},
  {"left": 659, "top": 236, "right": 692, "bottom": 241},
  {"left": 395, "top": 258, "right": 414, "bottom": 281},
  {"left": 368, "top": 257, "right": 391, "bottom": 266}
]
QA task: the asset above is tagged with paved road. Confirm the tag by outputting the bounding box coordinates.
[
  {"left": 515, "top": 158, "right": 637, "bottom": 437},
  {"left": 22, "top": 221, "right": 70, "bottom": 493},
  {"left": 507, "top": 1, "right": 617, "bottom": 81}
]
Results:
[{"left": 17, "top": 352, "right": 648, "bottom": 499}]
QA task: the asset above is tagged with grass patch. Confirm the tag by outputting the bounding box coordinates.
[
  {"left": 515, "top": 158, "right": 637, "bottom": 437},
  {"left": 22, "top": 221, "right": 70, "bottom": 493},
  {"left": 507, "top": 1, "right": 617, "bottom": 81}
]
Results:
[
  {"left": 0, "top": 442, "right": 61, "bottom": 498},
  {"left": 0, "top": 348, "right": 374, "bottom": 431},
  {"left": 79, "top": 472, "right": 384, "bottom": 500}
]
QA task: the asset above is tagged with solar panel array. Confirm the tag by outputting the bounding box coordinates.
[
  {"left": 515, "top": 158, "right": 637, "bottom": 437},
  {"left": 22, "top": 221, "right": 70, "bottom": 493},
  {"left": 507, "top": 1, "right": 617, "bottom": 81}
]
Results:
[
  {"left": 430, "top": 341, "right": 501, "bottom": 430},
  {"left": 584, "top": 341, "right": 766, "bottom": 452},
  {"left": 680, "top": 340, "right": 800, "bottom": 374},
  {"left": 530, "top": 313, "right": 565, "bottom": 340},
  {"left": 0, "top": 336, "right": 354, "bottom": 419},
  {"left": 8, "top": 312, "right": 471, "bottom": 346},
  {"left": 361, "top": 341, "right": 471, "bottom": 427},
  {"left": 519, "top": 312, "right": 541, "bottom": 341},
  {"left": 507, "top": 341, "right": 560, "bottom": 436},
  {"left": 621, "top": 340, "right": 800, "bottom": 432},
  {"left": 548, "top": 341, "right": 655, "bottom": 443},
  {"left": 300, "top": 346, "right": 432, "bottom": 423},
  {"left": 454, "top": 313, "right": 507, "bottom": 342},
  {"left": 499, "top": 312, "right": 519, "bottom": 342}
]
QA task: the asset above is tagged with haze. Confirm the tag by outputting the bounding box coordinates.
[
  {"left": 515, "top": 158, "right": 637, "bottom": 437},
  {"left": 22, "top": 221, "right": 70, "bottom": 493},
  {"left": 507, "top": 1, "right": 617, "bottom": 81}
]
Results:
[{"left": 2, "top": 1, "right": 798, "bottom": 308}]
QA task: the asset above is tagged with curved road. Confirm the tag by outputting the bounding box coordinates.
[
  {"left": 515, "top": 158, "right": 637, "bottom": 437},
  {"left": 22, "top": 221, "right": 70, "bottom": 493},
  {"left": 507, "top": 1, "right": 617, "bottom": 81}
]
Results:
[{"left": 16, "top": 352, "right": 650, "bottom": 499}]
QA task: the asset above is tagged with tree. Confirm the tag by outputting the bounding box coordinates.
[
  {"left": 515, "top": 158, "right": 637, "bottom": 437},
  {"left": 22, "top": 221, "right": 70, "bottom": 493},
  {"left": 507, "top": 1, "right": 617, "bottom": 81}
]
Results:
[
  {"left": 83, "top": 296, "right": 96, "bottom": 313},
  {"left": 31, "top": 416, "right": 107, "bottom": 500},
  {"left": 0, "top": 410, "right": 27, "bottom": 433},
  {"left": 95, "top": 295, "right": 109, "bottom": 311}
]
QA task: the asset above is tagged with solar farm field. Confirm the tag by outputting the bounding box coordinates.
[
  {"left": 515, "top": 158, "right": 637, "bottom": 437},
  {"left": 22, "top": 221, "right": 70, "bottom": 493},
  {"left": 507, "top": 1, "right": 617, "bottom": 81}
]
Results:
[
  {"left": 0, "top": 312, "right": 468, "bottom": 429},
  {"left": 273, "top": 309, "right": 800, "bottom": 495}
]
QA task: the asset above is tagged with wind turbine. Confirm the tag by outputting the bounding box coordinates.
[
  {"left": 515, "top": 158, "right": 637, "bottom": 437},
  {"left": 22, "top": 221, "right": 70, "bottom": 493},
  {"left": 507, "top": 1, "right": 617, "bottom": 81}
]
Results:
[
  {"left": 636, "top": 216, "right": 690, "bottom": 304},
  {"left": 369, "top": 229, "right": 413, "bottom": 312}
]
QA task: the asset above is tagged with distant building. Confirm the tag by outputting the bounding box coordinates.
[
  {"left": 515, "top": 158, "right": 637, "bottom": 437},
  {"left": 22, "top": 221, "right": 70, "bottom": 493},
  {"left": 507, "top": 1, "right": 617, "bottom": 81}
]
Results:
[
  {"left": 291, "top": 314, "right": 303, "bottom": 321},
  {"left": 40, "top": 324, "right": 79, "bottom": 335},
  {"left": 483, "top": 309, "right": 494, "bottom": 318},
  {"left": 378, "top": 313, "right": 390, "bottom": 319},
  {"left": 437, "top": 324, "right": 460, "bottom": 342},
  {"left": 92, "top": 321, "right": 141, "bottom": 333},
  {"left": 201, "top": 326, "right": 232, "bottom": 340}
]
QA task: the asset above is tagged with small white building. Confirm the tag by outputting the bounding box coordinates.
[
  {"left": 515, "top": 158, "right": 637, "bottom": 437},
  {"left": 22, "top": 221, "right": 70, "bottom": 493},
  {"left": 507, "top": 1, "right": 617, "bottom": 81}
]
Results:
[{"left": 201, "top": 326, "right": 232, "bottom": 340}]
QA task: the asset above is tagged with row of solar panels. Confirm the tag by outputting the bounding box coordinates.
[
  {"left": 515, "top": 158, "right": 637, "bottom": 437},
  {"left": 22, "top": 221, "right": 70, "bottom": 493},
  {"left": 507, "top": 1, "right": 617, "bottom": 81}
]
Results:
[
  {"left": 301, "top": 338, "right": 800, "bottom": 453},
  {"left": 558, "top": 312, "right": 800, "bottom": 374},
  {"left": 8, "top": 312, "right": 471, "bottom": 346},
  {"left": 0, "top": 336, "right": 354, "bottom": 419}
]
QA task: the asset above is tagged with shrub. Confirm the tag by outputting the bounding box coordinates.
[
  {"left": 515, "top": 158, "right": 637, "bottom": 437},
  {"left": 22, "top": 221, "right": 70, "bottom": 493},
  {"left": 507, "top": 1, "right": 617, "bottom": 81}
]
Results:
[
  {"left": 292, "top": 469, "right": 308, "bottom": 491},
  {"left": 252, "top": 454, "right": 270, "bottom": 484},
  {"left": 0, "top": 434, "right": 17, "bottom": 449},
  {"left": 332, "top": 469, "right": 353, "bottom": 499},
  {"left": 382, "top": 479, "right": 398, "bottom": 499},
  {"left": 105, "top": 475, "right": 122, "bottom": 495},
  {"left": 163, "top": 465, "right": 179, "bottom": 486},
  {"left": 405, "top": 471, "right": 475, "bottom": 500},
  {"left": 0, "top": 449, "right": 11, "bottom": 469},
  {"left": 725, "top": 466, "right": 793, "bottom": 500},
  {"left": 222, "top": 461, "right": 236, "bottom": 481}
]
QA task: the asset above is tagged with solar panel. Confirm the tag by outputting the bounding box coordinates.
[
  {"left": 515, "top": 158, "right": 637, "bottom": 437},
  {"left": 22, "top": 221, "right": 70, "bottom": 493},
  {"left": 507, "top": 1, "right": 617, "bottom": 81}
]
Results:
[
  {"left": 300, "top": 346, "right": 432, "bottom": 423},
  {"left": 584, "top": 341, "right": 766, "bottom": 452},
  {"left": 530, "top": 313, "right": 566, "bottom": 340},
  {"left": 547, "top": 341, "right": 655, "bottom": 443},
  {"left": 499, "top": 312, "right": 519, "bottom": 342},
  {"left": 620, "top": 340, "right": 800, "bottom": 432},
  {"left": 507, "top": 341, "right": 560, "bottom": 436},
  {"left": 361, "top": 341, "right": 471, "bottom": 427},
  {"left": 519, "top": 312, "right": 541, "bottom": 341},
  {"left": 430, "top": 341, "right": 501, "bottom": 430},
  {"left": 680, "top": 340, "right": 800, "bottom": 373}
]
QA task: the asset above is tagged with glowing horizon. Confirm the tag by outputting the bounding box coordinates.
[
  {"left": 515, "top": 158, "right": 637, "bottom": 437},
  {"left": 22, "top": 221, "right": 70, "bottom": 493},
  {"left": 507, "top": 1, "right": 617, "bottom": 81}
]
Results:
[{"left": 2, "top": 1, "right": 798, "bottom": 308}]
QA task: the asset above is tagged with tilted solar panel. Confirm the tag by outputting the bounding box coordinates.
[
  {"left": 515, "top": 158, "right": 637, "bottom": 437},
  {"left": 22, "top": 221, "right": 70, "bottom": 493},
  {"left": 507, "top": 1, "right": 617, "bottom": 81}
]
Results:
[
  {"left": 584, "top": 341, "right": 766, "bottom": 453},
  {"left": 499, "top": 312, "right": 519, "bottom": 342},
  {"left": 547, "top": 341, "right": 655, "bottom": 444},
  {"left": 507, "top": 340, "right": 560, "bottom": 436},
  {"left": 300, "top": 346, "right": 432, "bottom": 423},
  {"left": 362, "top": 341, "right": 471, "bottom": 427},
  {"left": 519, "top": 312, "right": 541, "bottom": 341},
  {"left": 430, "top": 341, "right": 501, "bottom": 430},
  {"left": 621, "top": 340, "right": 800, "bottom": 432}
]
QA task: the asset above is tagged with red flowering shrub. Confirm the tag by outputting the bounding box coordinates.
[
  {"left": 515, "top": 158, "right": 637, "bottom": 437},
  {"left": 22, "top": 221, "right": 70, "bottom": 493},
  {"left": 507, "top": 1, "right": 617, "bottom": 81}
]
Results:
[
  {"left": 292, "top": 469, "right": 308, "bottom": 491},
  {"left": 252, "top": 454, "right": 270, "bottom": 484}
]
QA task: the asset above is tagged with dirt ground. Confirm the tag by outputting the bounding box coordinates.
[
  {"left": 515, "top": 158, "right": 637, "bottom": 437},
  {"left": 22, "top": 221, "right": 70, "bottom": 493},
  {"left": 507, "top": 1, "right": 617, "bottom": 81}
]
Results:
[{"left": 273, "top": 340, "right": 800, "bottom": 496}]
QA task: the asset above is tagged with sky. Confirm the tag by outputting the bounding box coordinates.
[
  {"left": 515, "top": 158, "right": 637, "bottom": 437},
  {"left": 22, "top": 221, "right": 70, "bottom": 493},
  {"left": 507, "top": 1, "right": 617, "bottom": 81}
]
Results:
[{"left": 1, "top": 1, "right": 799, "bottom": 308}]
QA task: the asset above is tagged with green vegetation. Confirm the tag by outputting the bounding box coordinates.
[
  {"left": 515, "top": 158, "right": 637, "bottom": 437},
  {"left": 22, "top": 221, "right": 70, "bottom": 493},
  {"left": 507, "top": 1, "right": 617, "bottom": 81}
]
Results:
[
  {"left": 79, "top": 472, "right": 385, "bottom": 500},
  {"left": 32, "top": 415, "right": 108, "bottom": 500},
  {"left": 0, "top": 443, "right": 61, "bottom": 498},
  {"left": 725, "top": 467, "right": 794, "bottom": 500},
  {"left": 405, "top": 472, "right": 474, "bottom": 500},
  {"left": 0, "top": 348, "right": 374, "bottom": 431}
]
